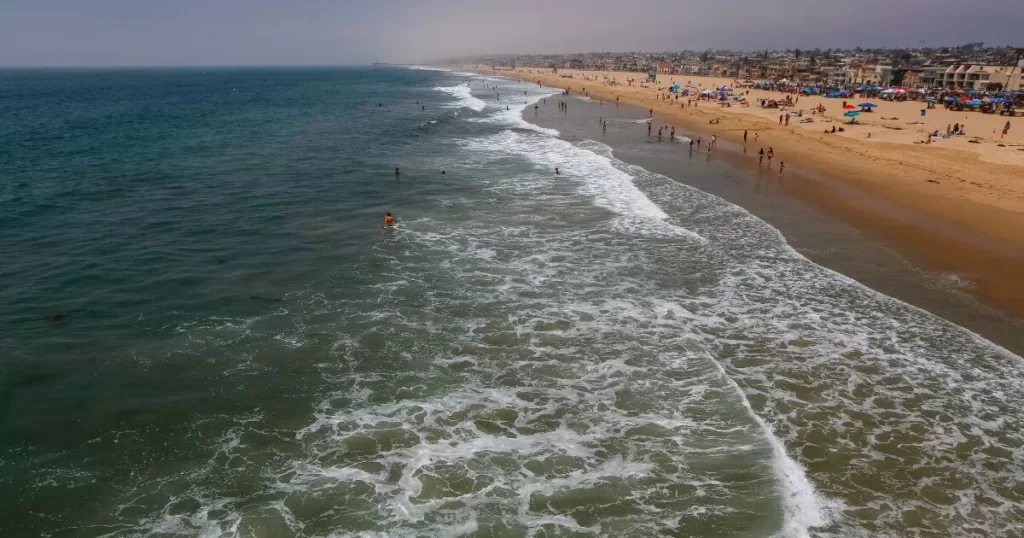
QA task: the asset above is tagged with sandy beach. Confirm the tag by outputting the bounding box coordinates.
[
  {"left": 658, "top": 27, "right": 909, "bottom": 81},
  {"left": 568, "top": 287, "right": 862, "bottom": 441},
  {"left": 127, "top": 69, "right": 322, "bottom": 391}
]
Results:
[
  {"left": 461, "top": 65, "right": 1024, "bottom": 319},
  {"left": 471, "top": 67, "right": 1024, "bottom": 242}
]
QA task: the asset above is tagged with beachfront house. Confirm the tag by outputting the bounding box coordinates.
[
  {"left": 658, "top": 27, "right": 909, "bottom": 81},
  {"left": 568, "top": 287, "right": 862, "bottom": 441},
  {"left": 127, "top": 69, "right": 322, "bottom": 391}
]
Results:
[{"left": 938, "top": 64, "right": 1023, "bottom": 91}]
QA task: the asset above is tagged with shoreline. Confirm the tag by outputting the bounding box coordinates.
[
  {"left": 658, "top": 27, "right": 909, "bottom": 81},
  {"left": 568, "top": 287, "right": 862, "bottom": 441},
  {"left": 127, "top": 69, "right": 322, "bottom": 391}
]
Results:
[{"left": 460, "top": 65, "right": 1024, "bottom": 322}]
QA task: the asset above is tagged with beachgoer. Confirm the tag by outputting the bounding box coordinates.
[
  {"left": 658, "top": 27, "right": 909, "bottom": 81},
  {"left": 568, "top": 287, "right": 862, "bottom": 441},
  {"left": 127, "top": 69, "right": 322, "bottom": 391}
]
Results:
[
  {"left": 555, "top": 167, "right": 561, "bottom": 175},
  {"left": 743, "top": 130, "right": 748, "bottom": 143},
  {"left": 779, "top": 114, "right": 783, "bottom": 125},
  {"left": 767, "top": 148, "right": 773, "bottom": 164},
  {"left": 648, "top": 122, "right": 652, "bottom": 135},
  {"left": 384, "top": 212, "right": 396, "bottom": 226},
  {"left": 395, "top": 167, "right": 401, "bottom": 176},
  {"left": 1004, "top": 121, "right": 1011, "bottom": 136},
  {"left": 758, "top": 148, "right": 764, "bottom": 164},
  {"left": 649, "top": 108, "right": 654, "bottom": 117},
  {"left": 779, "top": 161, "right": 785, "bottom": 175},
  {"left": 711, "top": 135, "right": 717, "bottom": 148}
]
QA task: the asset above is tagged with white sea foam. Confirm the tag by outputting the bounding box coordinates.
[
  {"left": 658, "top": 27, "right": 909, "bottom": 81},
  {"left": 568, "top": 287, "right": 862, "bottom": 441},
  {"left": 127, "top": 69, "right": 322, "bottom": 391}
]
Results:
[
  {"left": 433, "top": 83, "right": 486, "bottom": 112},
  {"left": 463, "top": 131, "right": 705, "bottom": 242}
]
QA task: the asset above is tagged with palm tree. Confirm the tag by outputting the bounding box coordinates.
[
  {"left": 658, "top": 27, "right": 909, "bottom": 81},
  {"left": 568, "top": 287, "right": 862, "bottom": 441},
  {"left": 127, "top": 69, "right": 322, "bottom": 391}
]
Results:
[{"left": 1008, "top": 47, "right": 1024, "bottom": 83}]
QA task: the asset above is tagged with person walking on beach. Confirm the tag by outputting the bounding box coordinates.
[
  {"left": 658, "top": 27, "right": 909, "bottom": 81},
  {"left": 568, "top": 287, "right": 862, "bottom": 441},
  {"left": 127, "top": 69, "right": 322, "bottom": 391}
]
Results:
[
  {"left": 767, "top": 147, "right": 774, "bottom": 164},
  {"left": 649, "top": 107, "right": 654, "bottom": 117},
  {"left": 779, "top": 161, "right": 785, "bottom": 175},
  {"left": 743, "top": 130, "right": 748, "bottom": 143},
  {"left": 754, "top": 132, "right": 759, "bottom": 142},
  {"left": 785, "top": 113, "right": 790, "bottom": 126},
  {"left": 758, "top": 148, "right": 764, "bottom": 165},
  {"left": 779, "top": 114, "right": 783, "bottom": 125},
  {"left": 1004, "top": 121, "right": 1011, "bottom": 138},
  {"left": 696, "top": 137, "right": 702, "bottom": 148},
  {"left": 648, "top": 122, "right": 652, "bottom": 136},
  {"left": 711, "top": 135, "right": 717, "bottom": 148},
  {"left": 670, "top": 126, "right": 675, "bottom": 140}
]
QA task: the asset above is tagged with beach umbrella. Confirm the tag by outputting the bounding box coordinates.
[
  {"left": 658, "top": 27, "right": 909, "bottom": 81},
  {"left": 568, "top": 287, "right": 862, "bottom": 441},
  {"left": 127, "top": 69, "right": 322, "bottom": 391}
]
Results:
[
  {"left": 844, "top": 111, "right": 860, "bottom": 117},
  {"left": 843, "top": 104, "right": 856, "bottom": 109},
  {"left": 967, "top": 99, "right": 983, "bottom": 106},
  {"left": 857, "top": 103, "right": 877, "bottom": 108}
]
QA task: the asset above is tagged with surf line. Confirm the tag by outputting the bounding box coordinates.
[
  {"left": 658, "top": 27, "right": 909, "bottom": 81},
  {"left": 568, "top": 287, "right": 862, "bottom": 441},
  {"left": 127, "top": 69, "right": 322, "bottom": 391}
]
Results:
[{"left": 699, "top": 344, "right": 833, "bottom": 537}]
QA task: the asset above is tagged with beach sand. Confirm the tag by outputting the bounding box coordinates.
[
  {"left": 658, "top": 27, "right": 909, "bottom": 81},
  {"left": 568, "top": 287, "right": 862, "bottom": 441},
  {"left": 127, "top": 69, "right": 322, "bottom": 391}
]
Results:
[
  {"left": 461, "top": 65, "right": 1024, "bottom": 319},
  {"left": 473, "top": 67, "right": 1024, "bottom": 239}
]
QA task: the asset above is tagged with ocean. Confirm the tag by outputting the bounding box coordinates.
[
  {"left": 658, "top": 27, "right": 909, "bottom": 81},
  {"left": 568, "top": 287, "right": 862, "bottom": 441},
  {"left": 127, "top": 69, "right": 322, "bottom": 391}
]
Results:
[{"left": 1, "top": 66, "right": 1022, "bottom": 537}]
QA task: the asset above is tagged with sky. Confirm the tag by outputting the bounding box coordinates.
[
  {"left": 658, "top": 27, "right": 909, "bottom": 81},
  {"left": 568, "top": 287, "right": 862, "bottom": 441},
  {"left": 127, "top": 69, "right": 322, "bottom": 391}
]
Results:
[{"left": 1, "top": 0, "right": 1022, "bottom": 66}]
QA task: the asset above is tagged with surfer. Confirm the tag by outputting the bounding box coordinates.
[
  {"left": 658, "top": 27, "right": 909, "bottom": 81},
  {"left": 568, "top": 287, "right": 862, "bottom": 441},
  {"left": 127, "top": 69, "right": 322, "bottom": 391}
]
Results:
[{"left": 384, "top": 212, "right": 396, "bottom": 227}]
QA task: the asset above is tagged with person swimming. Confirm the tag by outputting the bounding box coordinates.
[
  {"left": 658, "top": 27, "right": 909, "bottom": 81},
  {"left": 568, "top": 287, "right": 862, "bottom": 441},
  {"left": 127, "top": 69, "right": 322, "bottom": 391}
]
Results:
[
  {"left": 384, "top": 212, "right": 396, "bottom": 227},
  {"left": 395, "top": 167, "right": 401, "bottom": 176}
]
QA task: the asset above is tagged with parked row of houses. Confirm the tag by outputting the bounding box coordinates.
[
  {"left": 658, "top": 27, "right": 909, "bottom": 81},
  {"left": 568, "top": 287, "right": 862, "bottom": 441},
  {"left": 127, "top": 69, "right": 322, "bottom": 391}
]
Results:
[{"left": 473, "top": 45, "right": 1024, "bottom": 92}]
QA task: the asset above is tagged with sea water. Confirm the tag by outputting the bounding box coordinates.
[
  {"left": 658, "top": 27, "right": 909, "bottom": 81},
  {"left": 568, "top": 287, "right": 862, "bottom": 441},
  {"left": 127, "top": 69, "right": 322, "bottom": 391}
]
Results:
[{"left": 1, "top": 67, "right": 1022, "bottom": 537}]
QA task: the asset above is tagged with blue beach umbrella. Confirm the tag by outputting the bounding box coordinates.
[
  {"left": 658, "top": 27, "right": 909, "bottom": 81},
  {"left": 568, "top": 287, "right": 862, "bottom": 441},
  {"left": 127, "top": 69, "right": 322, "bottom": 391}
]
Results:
[
  {"left": 967, "top": 99, "right": 983, "bottom": 106},
  {"left": 857, "top": 102, "right": 877, "bottom": 108},
  {"left": 943, "top": 96, "right": 956, "bottom": 102}
]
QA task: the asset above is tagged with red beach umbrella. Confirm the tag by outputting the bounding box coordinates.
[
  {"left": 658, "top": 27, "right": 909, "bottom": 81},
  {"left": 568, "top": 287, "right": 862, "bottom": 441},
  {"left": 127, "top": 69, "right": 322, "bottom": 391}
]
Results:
[{"left": 843, "top": 104, "right": 856, "bottom": 109}]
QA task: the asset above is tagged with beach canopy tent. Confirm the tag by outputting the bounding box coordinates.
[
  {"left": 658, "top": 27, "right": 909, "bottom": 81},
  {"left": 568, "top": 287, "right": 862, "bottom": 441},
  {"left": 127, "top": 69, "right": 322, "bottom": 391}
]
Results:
[
  {"left": 858, "top": 103, "right": 877, "bottom": 108},
  {"left": 844, "top": 111, "right": 860, "bottom": 117}
]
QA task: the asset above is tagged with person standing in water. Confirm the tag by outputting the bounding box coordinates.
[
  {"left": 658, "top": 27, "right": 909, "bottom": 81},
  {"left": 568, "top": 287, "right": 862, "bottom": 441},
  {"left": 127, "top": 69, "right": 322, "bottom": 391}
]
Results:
[{"left": 384, "top": 212, "right": 396, "bottom": 227}]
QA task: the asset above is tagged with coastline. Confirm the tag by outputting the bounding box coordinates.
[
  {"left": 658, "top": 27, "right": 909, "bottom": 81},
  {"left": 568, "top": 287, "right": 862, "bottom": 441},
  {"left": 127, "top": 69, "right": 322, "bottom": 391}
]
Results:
[{"left": 460, "top": 65, "right": 1024, "bottom": 322}]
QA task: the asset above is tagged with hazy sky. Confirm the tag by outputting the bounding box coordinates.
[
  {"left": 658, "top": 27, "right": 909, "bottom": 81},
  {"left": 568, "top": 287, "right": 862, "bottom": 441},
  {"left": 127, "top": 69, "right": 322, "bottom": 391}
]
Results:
[{"left": 1, "top": 0, "right": 1021, "bottom": 66}]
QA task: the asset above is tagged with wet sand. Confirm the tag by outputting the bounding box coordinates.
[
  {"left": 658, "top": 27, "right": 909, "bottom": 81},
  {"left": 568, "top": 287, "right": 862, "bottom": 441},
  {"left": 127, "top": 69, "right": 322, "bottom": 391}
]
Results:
[
  {"left": 519, "top": 88, "right": 1024, "bottom": 356},
  {"left": 463, "top": 66, "right": 1024, "bottom": 333}
]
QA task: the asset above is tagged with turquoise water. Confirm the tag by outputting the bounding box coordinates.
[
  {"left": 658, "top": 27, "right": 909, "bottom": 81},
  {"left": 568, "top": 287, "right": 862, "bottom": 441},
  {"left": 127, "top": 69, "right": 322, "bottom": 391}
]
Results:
[{"left": 2, "top": 67, "right": 1023, "bottom": 537}]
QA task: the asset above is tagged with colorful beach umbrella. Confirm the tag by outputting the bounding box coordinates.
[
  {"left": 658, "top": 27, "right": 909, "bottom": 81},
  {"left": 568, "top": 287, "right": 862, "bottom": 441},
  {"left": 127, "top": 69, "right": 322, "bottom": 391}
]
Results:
[
  {"left": 857, "top": 103, "right": 877, "bottom": 108},
  {"left": 844, "top": 111, "right": 860, "bottom": 117},
  {"left": 843, "top": 104, "right": 856, "bottom": 109}
]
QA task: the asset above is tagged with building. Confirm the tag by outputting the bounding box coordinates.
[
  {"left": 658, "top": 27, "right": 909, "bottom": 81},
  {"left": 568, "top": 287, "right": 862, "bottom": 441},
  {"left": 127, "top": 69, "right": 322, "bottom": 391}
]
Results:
[
  {"left": 938, "top": 64, "right": 1022, "bottom": 91},
  {"left": 901, "top": 70, "right": 924, "bottom": 87},
  {"left": 766, "top": 63, "right": 795, "bottom": 81},
  {"left": 847, "top": 64, "right": 880, "bottom": 85}
]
